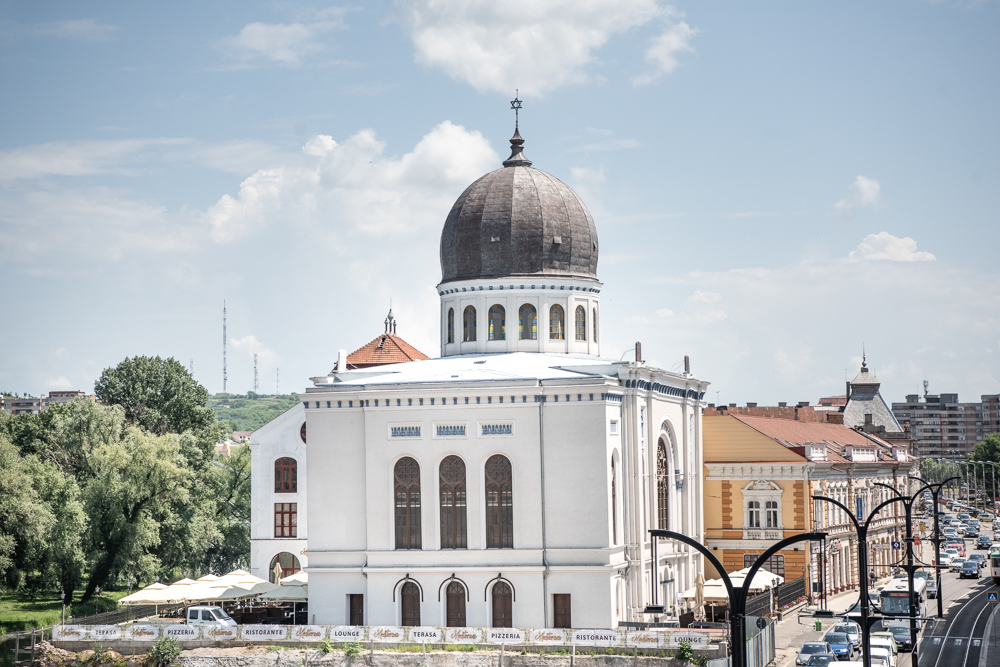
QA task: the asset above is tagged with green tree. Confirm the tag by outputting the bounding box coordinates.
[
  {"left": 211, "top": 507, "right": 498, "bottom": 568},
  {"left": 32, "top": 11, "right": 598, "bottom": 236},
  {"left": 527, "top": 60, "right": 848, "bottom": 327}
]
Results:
[
  {"left": 970, "top": 433, "right": 1000, "bottom": 464},
  {"left": 202, "top": 445, "right": 251, "bottom": 573},
  {"left": 0, "top": 434, "right": 53, "bottom": 591}
]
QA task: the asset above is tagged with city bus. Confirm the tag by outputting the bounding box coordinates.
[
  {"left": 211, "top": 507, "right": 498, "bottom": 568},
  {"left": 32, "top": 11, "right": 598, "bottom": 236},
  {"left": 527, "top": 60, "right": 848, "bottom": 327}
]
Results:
[
  {"left": 989, "top": 548, "right": 1000, "bottom": 585},
  {"left": 879, "top": 577, "right": 926, "bottom": 628}
]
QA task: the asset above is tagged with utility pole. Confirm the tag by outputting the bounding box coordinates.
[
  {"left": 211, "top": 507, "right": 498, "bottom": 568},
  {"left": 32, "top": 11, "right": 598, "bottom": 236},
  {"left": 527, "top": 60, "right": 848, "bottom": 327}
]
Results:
[
  {"left": 253, "top": 353, "right": 259, "bottom": 394},
  {"left": 223, "top": 300, "right": 228, "bottom": 394},
  {"left": 276, "top": 368, "right": 280, "bottom": 397}
]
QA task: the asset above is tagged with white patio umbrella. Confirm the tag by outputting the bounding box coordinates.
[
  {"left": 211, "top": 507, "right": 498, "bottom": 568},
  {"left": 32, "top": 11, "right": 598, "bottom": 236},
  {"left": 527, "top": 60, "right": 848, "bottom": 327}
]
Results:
[
  {"left": 257, "top": 584, "right": 308, "bottom": 603},
  {"left": 694, "top": 572, "right": 706, "bottom": 620},
  {"left": 119, "top": 583, "right": 170, "bottom": 605},
  {"left": 728, "top": 567, "right": 784, "bottom": 592}
]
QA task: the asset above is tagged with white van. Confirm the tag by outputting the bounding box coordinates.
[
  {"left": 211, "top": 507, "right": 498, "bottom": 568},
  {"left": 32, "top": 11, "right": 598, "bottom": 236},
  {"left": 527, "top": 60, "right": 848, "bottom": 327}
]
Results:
[
  {"left": 185, "top": 605, "right": 237, "bottom": 627},
  {"left": 865, "top": 647, "right": 892, "bottom": 667}
]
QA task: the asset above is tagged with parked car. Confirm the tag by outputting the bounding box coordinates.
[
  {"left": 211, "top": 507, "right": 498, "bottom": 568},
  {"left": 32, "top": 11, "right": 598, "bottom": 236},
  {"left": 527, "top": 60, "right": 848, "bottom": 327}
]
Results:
[
  {"left": 797, "top": 643, "right": 835, "bottom": 665},
  {"left": 833, "top": 622, "right": 860, "bottom": 647},
  {"left": 885, "top": 625, "right": 913, "bottom": 651},
  {"left": 185, "top": 605, "right": 237, "bottom": 627},
  {"left": 960, "top": 560, "right": 981, "bottom": 578},
  {"left": 823, "top": 633, "right": 853, "bottom": 660}
]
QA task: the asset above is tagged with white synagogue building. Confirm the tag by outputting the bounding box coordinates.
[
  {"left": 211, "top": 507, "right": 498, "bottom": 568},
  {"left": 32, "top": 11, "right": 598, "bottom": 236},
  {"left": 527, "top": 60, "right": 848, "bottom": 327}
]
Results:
[{"left": 249, "top": 123, "right": 710, "bottom": 630}]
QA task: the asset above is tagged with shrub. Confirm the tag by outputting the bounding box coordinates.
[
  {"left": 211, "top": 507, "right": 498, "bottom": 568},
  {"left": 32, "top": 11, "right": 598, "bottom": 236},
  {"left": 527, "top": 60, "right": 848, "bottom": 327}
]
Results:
[
  {"left": 675, "top": 640, "right": 695, "bottom": 663},
  {"left": 147, "top": 636, "right": 182, "bottom": 667},
  {"left": 345, "top": 642, "right": 364, "bottom": 657},
  {"left": 318, "top": 640, "right": 334, "bottom": 654}
]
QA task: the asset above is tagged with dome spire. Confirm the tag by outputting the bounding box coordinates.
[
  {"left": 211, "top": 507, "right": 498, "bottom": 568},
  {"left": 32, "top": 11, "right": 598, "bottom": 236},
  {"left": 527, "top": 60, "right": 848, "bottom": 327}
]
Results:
[{"left": 503, "top": 90, "right": 532, "bottom": 167}]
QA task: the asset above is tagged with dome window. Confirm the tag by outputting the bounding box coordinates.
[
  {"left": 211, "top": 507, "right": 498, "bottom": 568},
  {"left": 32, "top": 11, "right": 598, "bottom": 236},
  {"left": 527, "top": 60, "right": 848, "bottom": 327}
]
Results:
[
  {"left": 575, "top": 306, "right": 586, "bottom": 341},
  {"left": 549, "top": 305, "right": 565, "bottom": 340},
  {"left": 447, "top": 308, "right": 455, "bottom": 344},
  {"left": 488, "top": 305, "right": 506, "bottom": 341},
  {"left": 463, "top": 306, "right": 477, "bottom": 342},
  {"left": 518, "top": 304, "right": 537, "bottom": 340},
  {"left": 593, "top": 308, "right": 599, "bottom": 342}
]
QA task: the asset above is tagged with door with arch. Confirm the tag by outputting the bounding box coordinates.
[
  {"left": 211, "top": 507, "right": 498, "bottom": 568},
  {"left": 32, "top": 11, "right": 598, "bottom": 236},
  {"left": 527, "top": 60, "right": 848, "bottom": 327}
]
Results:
[
  {"left": 491, "top": 581, "right": 512, "bottom": 627},
  {"left": 446, "top": 581, "right": 466, "bottom": 627},
  {"left": 400, "top": 582, "right": 420, "bottom": 626}
]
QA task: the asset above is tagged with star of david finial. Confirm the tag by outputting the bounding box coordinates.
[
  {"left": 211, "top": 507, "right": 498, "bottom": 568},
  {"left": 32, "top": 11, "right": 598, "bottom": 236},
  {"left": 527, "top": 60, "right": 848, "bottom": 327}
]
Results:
[{"left": 510, "top": 89, "right": 522, "bottom": 130}]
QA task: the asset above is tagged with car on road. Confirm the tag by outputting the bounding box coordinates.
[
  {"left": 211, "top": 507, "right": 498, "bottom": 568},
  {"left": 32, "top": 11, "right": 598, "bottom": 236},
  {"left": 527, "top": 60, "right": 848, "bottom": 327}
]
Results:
[
  {"left": 977, "top": 535, "right": 993, "bottom": 549},
  {"left": 870, "top": 633, "right": 898, "bottom": 656},
  {"left": 806, "top": 656, "right": 837, "bottom": 667},
  {"left": 864, "top": 647, "right": 892, "bottom": 667},
  {"left": 958, "top": 512, "right": 971, "bottom": 521},
  {"left": 938, "top": 552, "right": 953, "bottom": 566},
  {"left": 885, "top": 625, "right": 913, "bottom": 652},
  {"left": 823, "top": 633, "right": 852, "bottom": 660},
  {"left": 969, "top": 553, "right": 987, "bottom": 568},
  {"left": 914, "top": 569, "right": 937, "bottom": 598},
  {"left": 833, "top": 622, "right": 860, "bottom": 647},
  {"left": 960, "top": 560, "right": 982, "bottom": 578},
  {"left": 797, "top": 643, "right": 835, "bottom": 665},
  {"left": 950, "top": 556, "right": 969, "bottom": 572}
]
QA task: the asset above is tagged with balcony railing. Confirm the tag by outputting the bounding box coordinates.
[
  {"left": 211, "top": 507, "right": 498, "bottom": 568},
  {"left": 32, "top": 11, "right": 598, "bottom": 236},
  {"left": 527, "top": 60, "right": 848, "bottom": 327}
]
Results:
[{"left": 743, "top": 529, "right": 783, "bottom": 540}]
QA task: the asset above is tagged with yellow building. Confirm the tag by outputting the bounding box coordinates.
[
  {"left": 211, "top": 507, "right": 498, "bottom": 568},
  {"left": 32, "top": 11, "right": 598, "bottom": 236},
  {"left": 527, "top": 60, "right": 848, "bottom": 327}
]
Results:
[{"left": 703, "top": 414, "right": 914, "bottom": 599}]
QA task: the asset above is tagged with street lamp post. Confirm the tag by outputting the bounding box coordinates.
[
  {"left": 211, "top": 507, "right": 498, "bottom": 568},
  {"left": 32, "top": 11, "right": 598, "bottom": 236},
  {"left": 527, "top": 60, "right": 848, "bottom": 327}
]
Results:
[
  {"left": 649, "top": 529, "right": 825, "bottom": 667},
  {"left": 94, "top": 586, "right": 101, "bottom": 617},
  {"left": 911, "top": 475, "right": 959, "bottom": 620},
  {"left": 60, "top": 591, "right": 65, "bottom": 625}
]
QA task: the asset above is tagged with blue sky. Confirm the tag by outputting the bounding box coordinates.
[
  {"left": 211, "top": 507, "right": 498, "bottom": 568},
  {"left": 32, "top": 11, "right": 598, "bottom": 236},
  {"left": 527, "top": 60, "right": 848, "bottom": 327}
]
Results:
[{"left": 1, "top": 0, "right": 998, "bottom": 407}]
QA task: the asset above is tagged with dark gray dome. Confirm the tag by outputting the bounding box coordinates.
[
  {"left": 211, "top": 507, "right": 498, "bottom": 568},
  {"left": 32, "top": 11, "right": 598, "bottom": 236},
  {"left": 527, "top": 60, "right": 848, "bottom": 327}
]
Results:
[{"left": 439, "top": 136, "right": 599, "bottom": 285}]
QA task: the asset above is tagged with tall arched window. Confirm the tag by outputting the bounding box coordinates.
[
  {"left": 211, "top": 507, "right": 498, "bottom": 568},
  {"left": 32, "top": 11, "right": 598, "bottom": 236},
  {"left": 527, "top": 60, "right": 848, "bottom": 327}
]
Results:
[
  {"left": 492, "top": 581, "right": 512, "bottom": 628},
  {"left": 765, "top": 500, "right": 779, "bottom": 529},
  {"left": 400, "top": 582, "right": 420, "bottom": 626},
  {"left": 394, "top": 457, "right": 421, "bottom": 550},
  {"left": 549, "top": 304, "right": 565, "bottom": 340},
  {"left": 447, "top": 308, "right": 454, "bottom": 344},
  {"left": 656, "top": 439, "right": 670, "bottom": 529},
  {"left": 268, "top": 552, "right": 300, "bottom": 583},
  {"left": 463, "top": 306, "right": 477, "bottom": 342},
  {"left": 440, "top": 456, "right": 467, "bottom": 549},
  {"left": 747, "top": 501, "right": 761, "bottom": 528},
  {"left": 518, "top": 304, "right": 537, "bottom": 340},
  {"left": 488, "top": 304, "right": 506, "bottom": 341},
  {"left": 446, "top": 581, "right": 466, "bottom": 627},
  {"left": 274, "top": 457, "right": 297, "bottom": 493},
  {"left": 575, "top": 306, "right": 586, "bottom": 341},
  {"left": 611, "top": 457, "right": 618, "bottom": 545},
  {"left": 485, "top": 455, "right": 513, "bottom": 548},
  {"left": 593, "top": 308, "right": 598, "bottom": 342}
]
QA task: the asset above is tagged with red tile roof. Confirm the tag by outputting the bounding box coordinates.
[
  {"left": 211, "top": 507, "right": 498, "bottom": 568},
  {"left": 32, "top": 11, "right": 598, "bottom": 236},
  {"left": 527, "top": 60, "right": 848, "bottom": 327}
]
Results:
[
  {"left": 731, "top": 414, "right": 891, "bottom": 449},
  {"left": 335, "top": 334, "right": 430, "bottom": 370}
]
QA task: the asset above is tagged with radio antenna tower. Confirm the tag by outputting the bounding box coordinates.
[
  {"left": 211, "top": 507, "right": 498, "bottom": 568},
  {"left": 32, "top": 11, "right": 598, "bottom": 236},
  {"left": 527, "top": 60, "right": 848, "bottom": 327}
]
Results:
[
  {"left": 222, "top": 300, "right": 228, "bottom": 393},
  {"left": 253, "top": 353, "right": 259, "bottom": 394},
  {"left": 276, "top": 368, "right": 280, "bottom": 397},
  {"left": 189, "top": 359, "right": 194, "bottom": 375}
]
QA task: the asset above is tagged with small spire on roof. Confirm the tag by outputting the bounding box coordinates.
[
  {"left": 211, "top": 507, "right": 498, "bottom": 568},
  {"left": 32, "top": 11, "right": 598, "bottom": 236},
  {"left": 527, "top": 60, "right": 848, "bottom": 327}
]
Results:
[
  {"left": 384, "top": 304, "right": 397, "bottom": 335},
  {"left": 503, "top": 90, "right": 532, "bottom": 168}
]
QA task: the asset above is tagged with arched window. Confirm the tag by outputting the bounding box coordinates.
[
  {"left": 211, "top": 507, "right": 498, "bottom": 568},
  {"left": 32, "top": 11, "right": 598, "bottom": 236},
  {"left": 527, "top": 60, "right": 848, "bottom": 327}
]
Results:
[
  {"left": 518, "top": 304, "right": 537, "bottom": 340},
  {"left": 488, "top": 304, "right": 506, "bottom": 341},
  {"left": 575, "top": 306, "right": 586, "bottom": 341},
  {"left": 268, "top": 552, "right": 300, "bottom": 583},
  {"left": 593, "top": 308, "right": 598, "bottom": 342},
  {"left": 447, "top": 308, "right": 454, "bottom": 344},
  {"left": 446, "top": 581, "right": 466, "bottom": 627},
  {"left": 492, "top": 581, "right": 512, "bottom": 628},
  {"left": 747, "top": 501, "right": 761, "bottom": 528},
  {"left": 656, "top": 439, "right": 669, "bottom": 529},
  {"left": 440, "top": 456, "right": 467, "bottom": 549},
  {"left": 463, "top": 306, "right": 476, "bottom": 342},
  {"left": 400, "top": 582, "right": 420, "bottom": 626},
  {"left": 274, "top": 457, "right": 297, "bottom": 493},
  {"left": 765, "top": 500, "right": 779, "bottom": 529},
  {"left": 394, "top": 457, "right": 421, "bottom": 550},
  {"left": 485, "top": 455, "right": 513, "bottom": 548},
  {"left": 549, "top": 304, "right": 565, "bottom": 340},
  {"left": 611, "top": 457, "right": 618, "bottom": 545}
]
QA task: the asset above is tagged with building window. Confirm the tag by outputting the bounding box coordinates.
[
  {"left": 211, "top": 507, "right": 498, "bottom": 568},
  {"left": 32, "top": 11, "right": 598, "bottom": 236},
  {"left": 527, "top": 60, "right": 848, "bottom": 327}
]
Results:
[
  {"left": 747, "top": 500, "right": 761, "bottom": 528},
  {"left": 593, "top": 308, "right": 598, "bottom": 342},
  {"left": 300, "top": 422, "right": 306, "bottom": 443},
  {"left": 611, "top": 457, "right": 618, "bottom": 545},
  {"left": 400, "top": 582, "right": 420, "bottom": 626},
  {"left": 446, "top": 581, "right": 466, "bottom": 627},
  {"left": 656, "top": 439, "right": 670, "bottom": 529},
  {"left": 394, "top": 457, "right": 421, "bottom": 550},
  {"left": 553, "top": 594, "right": 572, "bottom": 628},
  {"left": 268, "top": 552, "right": 300, "bottom": 583},
  {"left": 519, "top": 304, "right": 537, "bottom": 340},
  {"left": 485, "top": 454, "right": 514, "bottom": 548},
  {"left": 440, "top": 456, "right": 468, "bottom": 549},
  {"left": 349, "top": 594, "right": 364, "bottom": 626},
  {"left": 463, "top": 306, "right": 477, "bottom": 342},
  {"left": 765, "top": 500, "right": 779, "bottom": 529},
  {"left": 274, "top": 457, "right": 298, "bottom": 493},
  {"left": 274, "top": 502, "right": 297, "bottom": 538},
  {"left": 447, "top": 308, "right": 454, "bottom": 344},
  {"left": 492, "top": 581, "right": 512, "bottom": 628},
  {"left": 575, "top": 305, "right": 586, "bottom": 341},
  {"left": 744, "top": 553, "right": 785, "bottom": 578},
  {"left": 549, "top": 304, "right": 565, "bottom": 340},
  {"left": 488, "top": 304, "right": 506, "bottom": 341}
]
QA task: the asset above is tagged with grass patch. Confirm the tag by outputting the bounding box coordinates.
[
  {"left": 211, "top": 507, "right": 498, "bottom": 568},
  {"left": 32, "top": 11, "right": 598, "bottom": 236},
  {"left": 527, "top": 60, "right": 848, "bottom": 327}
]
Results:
[{"left": 0, "top": 590, "right": 129, "bottom": 634}]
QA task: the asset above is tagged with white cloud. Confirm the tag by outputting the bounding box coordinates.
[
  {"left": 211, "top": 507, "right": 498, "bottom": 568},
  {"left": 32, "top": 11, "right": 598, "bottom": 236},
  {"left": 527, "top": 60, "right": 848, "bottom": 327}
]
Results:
[
  {"left": 394, "top": 0, "right": 692, "bottom": 94},
  {"left": 688, "top": 289, "right": 721, "bottom": 303},
  {"left": 0, "top": 139, "right": 186, "bottom": 180},
  {"left": 655, "top": 308, "right": 674, "bottom": 317},
  {"left": 632, "top": 18, "right": 697, "bottom": 86},
  {"left": 34, "top": 19, "right": 116, "bottom": 42},
  {"left": 230, "top": 335, "right": 278, "bottom": 367},
  {"left": 217, "top": 10, "right": 347, "bottom": 68},
  {"left": 204, "top": 120, "right": 499, "bottom": 242},
  {"left": 46, "top": 376, "right": 73, "bottom": 390},
  {"left": 848, "top": 232, "right": 936, "bottom": 262},
  {"left": 834, "top": 175, "right": 881, "bottom": 219}
]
